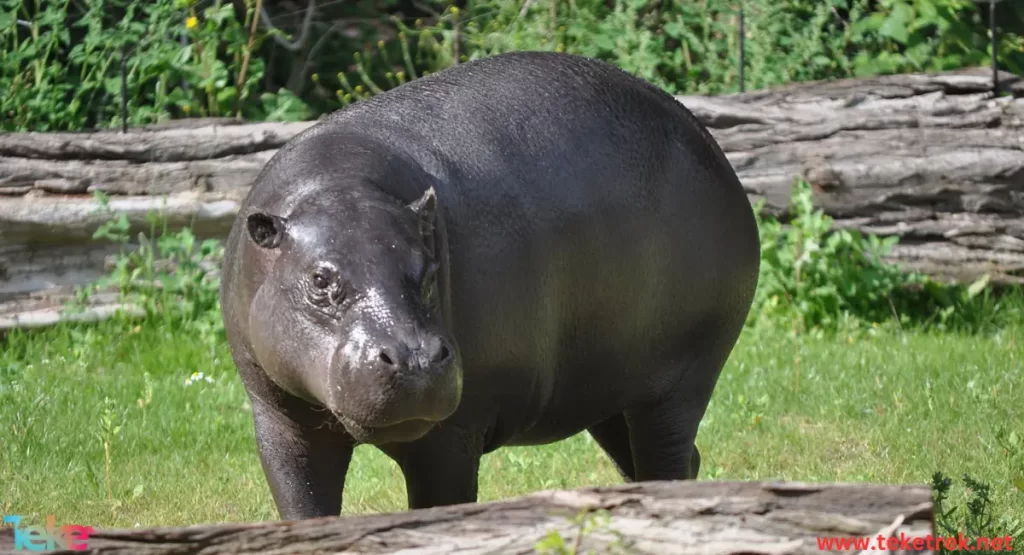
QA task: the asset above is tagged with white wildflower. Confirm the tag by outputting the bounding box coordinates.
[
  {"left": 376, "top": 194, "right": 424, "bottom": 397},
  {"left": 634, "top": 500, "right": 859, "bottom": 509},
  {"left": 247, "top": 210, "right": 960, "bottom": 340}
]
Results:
[{"left": 184, "top": 371, "right": 215, "bottom": 386}]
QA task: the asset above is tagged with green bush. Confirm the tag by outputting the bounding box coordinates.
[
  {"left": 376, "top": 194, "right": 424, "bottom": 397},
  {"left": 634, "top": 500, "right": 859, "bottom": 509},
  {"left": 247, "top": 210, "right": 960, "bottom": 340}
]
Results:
[
  {"left": 0, "top": 0, "right": 309, "bottom": 131},
  {"left": 412, "top": 0, "right": 1024, "bottom": 96},
  {"left": 3, "top": 0, "right": 1022, "bottom": 129},
  {"left": 752, "top": 179, "right": 1022, "bottom": 334},
  {"left": 72, "top": 192, "right": 225, "bottom": 346}
]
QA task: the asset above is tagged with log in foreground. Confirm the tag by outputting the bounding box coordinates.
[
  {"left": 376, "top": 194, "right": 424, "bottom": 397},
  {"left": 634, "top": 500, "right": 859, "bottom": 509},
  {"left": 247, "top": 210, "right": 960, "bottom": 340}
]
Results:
[
  {"left": 2, "top": 66, "right": 1023, "bottom": 328},
  {"left": 0, "top": 481, "right": 935, "bottom": 555}
]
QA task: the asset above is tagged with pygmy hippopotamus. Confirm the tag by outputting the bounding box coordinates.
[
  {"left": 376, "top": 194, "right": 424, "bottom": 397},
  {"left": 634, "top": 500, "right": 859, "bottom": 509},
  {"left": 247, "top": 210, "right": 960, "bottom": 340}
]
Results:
[{"left": 219, "top": 50, "right": 760, "bottom": 520}]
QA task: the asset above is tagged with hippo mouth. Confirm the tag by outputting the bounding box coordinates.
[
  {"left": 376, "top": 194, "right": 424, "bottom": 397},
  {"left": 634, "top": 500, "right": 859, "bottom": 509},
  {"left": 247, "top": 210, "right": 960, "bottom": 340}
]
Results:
[{"left": 332, "top": 412, "right": 440, "bottom": 444}]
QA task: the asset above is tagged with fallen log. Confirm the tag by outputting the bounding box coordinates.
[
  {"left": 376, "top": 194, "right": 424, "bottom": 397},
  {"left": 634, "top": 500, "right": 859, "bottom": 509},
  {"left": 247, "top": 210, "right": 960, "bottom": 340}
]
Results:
[
  {"left": 0, "top": 481, "right": 935, "bottom": 555},
  {"left": 1, "top": 66, "right": 1023, "bottom": 329}
]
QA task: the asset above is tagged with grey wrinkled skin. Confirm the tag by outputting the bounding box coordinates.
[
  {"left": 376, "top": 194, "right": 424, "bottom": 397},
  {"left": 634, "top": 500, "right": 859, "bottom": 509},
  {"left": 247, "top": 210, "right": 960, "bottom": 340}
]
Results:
[{"left": 219, "top": 51, "right": 760, "bottom": 520}]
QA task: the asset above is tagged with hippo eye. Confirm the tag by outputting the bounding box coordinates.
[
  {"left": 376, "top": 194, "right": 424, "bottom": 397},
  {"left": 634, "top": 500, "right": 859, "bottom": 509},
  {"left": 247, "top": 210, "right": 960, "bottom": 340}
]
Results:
[{"left": 311, "top": 267, "right": 333, "bottom": 290}]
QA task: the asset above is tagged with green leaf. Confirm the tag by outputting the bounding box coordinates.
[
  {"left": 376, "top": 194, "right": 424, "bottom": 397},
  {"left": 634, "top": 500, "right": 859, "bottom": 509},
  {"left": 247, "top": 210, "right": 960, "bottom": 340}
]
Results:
[
  {"left": 216, "top": 86, "right": 237, "bottom": 105},
  {"left": 879, "top": 2, "right": 913, "bottom": 44},
  {"left": 104, "top": 77, "right": 123, "bottom": 96},
  {"left": 852, "top": 12, "right": 886, "bottom": 35},
  {"left": 812, "top": 55, "right": 833, "bottom": 67},
  {"left": 592, "top": 34, "right": 616, "bottom": 51},
  {"left": 914, "top": 0, "right": 939, "bottom": 24}
]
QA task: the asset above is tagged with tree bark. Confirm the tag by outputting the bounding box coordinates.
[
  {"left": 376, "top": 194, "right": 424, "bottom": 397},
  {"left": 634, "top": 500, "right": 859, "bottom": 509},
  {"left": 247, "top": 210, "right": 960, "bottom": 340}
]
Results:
[
  {"left": 1, "top": 67, "right": 1022, "bottom": 329},
  {"left": 0, "top": 481, "right": 936, "bottom": 555}
]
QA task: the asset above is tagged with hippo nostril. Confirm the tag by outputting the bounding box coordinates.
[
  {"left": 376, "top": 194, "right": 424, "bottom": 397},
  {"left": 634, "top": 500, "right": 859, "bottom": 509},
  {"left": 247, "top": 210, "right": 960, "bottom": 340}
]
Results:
[
  {"left": 378, "top": 349, "right": 397, "bottom": 366},
  {"left": 435, "top": 343, "right": 452, "bottom": 365}
]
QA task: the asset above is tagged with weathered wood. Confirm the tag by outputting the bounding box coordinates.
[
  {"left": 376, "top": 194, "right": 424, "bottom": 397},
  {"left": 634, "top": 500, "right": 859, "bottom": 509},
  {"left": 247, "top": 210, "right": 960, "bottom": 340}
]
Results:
[
  {"left": 0, "top": 151, "right": 276, "bottom": 196},
  {"left": 1, "top": 66, "right": 1023, "bottom": 328},
  {"left": 0, "top": 481, "right": 935, "bottom": 555},
  {"left": 0, "top": 121, "right": 309, "bottom": 163}
]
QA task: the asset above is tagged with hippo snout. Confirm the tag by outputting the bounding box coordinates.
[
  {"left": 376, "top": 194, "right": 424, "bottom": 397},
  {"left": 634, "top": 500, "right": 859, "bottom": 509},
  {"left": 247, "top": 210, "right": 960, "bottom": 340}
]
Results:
[
  {"left": 376, "top": 334, "right": 453, "bottom": 372},
  {"left": 330, "top": 329, "right": 462, "bottom": 433}
]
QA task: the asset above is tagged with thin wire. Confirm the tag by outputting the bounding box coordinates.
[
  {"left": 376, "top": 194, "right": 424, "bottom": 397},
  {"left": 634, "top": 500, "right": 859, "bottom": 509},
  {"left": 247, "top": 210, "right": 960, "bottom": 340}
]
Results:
[
  {"left": 972, "top": 0, "right": 1005, "bottom": 93},
  {"left": 990, "top": 0, "right": 999, "bottom": 93},
  {"left": 737, "top": 3, "right": 744, "bottom": 93}
]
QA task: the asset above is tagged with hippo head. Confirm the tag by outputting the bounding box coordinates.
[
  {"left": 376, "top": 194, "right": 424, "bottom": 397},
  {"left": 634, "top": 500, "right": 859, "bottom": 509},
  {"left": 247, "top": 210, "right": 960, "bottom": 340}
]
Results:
[{"left": 244, "top": 186, "right": 461, "bottom": 444}]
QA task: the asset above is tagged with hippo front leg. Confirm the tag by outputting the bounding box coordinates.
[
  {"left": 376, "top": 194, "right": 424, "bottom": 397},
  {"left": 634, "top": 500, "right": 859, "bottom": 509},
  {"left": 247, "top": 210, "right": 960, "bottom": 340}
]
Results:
[{"left": 249, "top": 393, "right": 355, "bottom": 520}]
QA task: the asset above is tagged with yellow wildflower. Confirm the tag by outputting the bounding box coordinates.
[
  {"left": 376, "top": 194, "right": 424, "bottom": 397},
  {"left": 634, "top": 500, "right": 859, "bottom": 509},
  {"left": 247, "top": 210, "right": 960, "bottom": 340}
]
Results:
[{"left": 186, "top": 16, "right": 198, "bottom": 29}]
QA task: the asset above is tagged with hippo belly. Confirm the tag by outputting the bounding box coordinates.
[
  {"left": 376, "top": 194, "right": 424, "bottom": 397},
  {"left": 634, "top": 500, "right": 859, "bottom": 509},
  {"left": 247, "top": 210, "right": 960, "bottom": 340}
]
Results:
[{"left": 439, "top": 162, "right": 748, "bottom": 449}]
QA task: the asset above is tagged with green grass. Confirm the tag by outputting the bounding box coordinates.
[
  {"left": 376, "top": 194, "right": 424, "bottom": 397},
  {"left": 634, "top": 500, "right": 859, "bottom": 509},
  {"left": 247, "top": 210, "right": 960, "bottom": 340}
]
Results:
[{"left": 1, "top": 318, "right": 1022, "bottom": 530}]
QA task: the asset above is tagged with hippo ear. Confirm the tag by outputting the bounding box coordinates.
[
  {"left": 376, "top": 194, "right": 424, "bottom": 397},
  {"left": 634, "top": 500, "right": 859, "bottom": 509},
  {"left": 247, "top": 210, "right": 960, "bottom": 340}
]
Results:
[
  {"left": 408, "top": 187, "right": 438, "bottom": 259},
  {"left": 246, "top": 212, "right": 288, "bottom": 249}
]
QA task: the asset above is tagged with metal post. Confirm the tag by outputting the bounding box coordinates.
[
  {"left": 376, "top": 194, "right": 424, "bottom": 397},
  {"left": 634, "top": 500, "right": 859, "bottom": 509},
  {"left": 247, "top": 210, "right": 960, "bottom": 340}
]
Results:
[
  {"left": 120, "top": 46, "right": 128, "bottom": 133},
  {"left": 977, "top": 0, "right": 1004, "bottom": 94},
  {"left": 990, "top": 0, "right": 998, "bottom": 93},
  {"left": 738, "top": 4, "right": 745, "bottom": 93}
]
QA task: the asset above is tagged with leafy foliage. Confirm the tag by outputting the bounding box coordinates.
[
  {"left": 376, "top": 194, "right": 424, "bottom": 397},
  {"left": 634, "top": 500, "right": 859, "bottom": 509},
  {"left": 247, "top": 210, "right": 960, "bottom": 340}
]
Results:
[
  {"left": 391, "top": 0, "right": 1024, "bottom": 96},
  {"left": 3, "top": 0, "right": 1022, "bottom": 129},
  {"left": 0, "top": 0, "right": 309, "bottom": 131},
  {"left": 72, "top": 192, "right": 225, "bottom": 346},
  {"left": 751, "top": 179, "right": 1022, "bottom": 334},
  {"left": 932, "top": 472, "right": 1024, "bottom": 553}
]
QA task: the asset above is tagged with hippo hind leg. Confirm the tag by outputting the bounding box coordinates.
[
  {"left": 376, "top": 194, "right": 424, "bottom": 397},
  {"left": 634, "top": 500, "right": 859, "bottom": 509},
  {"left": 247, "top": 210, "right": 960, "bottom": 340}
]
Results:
[
  {"left": 588, "top": 413, "right": 702, "bottom": 482},
  {"left": 620, "top": 320, "right": 741, "bottom": 482},
  {"left": 587, "top": 414, "right": 636, "bottom": 481},
  {"left": 622, "top": 371, "right": 714, "bottom": 481}
]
